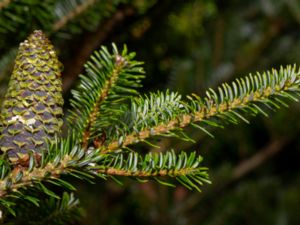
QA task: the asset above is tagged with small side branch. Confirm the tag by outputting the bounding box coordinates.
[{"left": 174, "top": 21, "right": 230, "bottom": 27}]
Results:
[
  {"left": 103, "top": 115, "right": 193, "bottom": 153},
  {"left": 232, "top": 138, "right": 288, "bottom": 179},
  {"left": 102, "top": 66, "right": 300, "bottom": 152},
  {"left": 82, "top": 58, "right": 125, "bottom": 148},
  {"left": 0, "top": 155, "right": 72, "bottom": 197}
]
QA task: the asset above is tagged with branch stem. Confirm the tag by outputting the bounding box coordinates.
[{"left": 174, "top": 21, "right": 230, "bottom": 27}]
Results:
[
  {"left": 98, "top": 167, "right": 195, "bottom": 177},
  {"left": 0, "top": 155, "right": 72, "bottom": 197},
  {"left": 82, "top": 57, "right": 126, "bottom": 148},
  {"left": 102, "top": 79, "right": 297, "bottom": 152}
]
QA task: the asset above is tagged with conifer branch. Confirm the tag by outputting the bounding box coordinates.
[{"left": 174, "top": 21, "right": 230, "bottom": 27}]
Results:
[
  {"left": 1, "top": 28, "right": 300, "bottom": 219},
  {"left": 67, "top": 44, "right": 144, "bottom": 145},
  {"left": 102, "top": 65, "right": 300, "bottom": 152},
  {"left": 232, "top": 138, "right": 288, "bottom": 180},
  {"left": 0, "top": 155, "right": 72, "bottom": 198},
  {"left": 0, "top": 136, "right": 101, "bottom": 203},
  {"left": 0, "top": 1, "right": 55, "bottom": 35},
  {"left": 103, "top": 116, "right": 191, "bottom": 152},
  {"left": 81, "top": 52, "right": 127, "bottom": 148},
  {"left": 34, "top": 192, "right": 81, "bottom": 224},
  {"left": 95, "top": 150, "right": 210, "bottom": 191},
  {"left": 98, "top": 168, "right": 196, "bottom": 177},
  {"left": 0, "top": 141, "right": 209, "bottom": 206},
  {"left": 53, "top": 0, "right": 98, "bottom": 31},
  {"left": 62, "top": 6, "right": 136, "bottom": 92},
  {"left": 6, "top": 192, "right": 82, "bottom": 224}
]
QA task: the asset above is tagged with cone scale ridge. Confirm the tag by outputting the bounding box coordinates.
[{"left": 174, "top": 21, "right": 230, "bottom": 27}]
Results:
[{"left": 0, "top": 30, "right": 64, "bottom": 161}]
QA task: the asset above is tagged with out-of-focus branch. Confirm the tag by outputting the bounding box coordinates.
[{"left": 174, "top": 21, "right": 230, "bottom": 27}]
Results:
[
  {"left": 232, "top": 138, "right": 288, "bottom": 180},
  {"left": 234, "top": 18, "right": 284, "bottom": 73},
  {"left": 175, "top": 137, "right": 290, "bottom": 215},
  {"left": 62, "top": 0, "right": 191, "bottom": 93},
  {"left": 0, "top": 0, "right": 11, "bottom": 10},
  {"left": 53, "top": 0, "right": 98, "bottom": 31},
  {"left": 62, "top": 6, "right": 136, "bottom": 92}
]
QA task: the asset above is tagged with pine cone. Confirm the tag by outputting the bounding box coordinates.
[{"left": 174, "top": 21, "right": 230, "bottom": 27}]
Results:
[{"left": 0, "top": 30, "right": 64, "bottom": 162}]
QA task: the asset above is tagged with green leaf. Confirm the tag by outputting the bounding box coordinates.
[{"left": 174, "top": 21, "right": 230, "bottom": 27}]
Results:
[{"left": 39, "top": 183, "right": 60, "bottom": 199}]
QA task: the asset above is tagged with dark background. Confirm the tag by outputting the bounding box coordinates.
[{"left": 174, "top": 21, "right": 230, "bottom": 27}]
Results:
[{"left": 1, "top": 0, "right": 300, "bottom": 224}]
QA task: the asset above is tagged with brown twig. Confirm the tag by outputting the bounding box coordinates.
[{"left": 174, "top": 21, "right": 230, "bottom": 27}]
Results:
[
  {"left": 62, "top": 6, "right": 136, "bottom": 93},
  {"left": 234, "top": 17, "right": 284, "bottom": 73},
  {"left": 53, "top": 0, "right": 97, "bottom": 31},
  {"left": 232, "top": 138, "right": 288, "bottom": 179},
  {"left": 102, "top": 80, "right": 295, "bottom": 153},
  {"left": 62, "top": 0, "right": 186, "bottom": 93},
  {"left": 175, "top": 138, "right": 290, "bottom": 216},
  {"left": 0, "top": 155, "right": 72, "bottom": 197},
  {"left": 97, "top": 167, "right": 194, "bottom": 177}
]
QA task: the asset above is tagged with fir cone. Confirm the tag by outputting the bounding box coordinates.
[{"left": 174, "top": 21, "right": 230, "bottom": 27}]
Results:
[{"left": 0, "top": 30, "right": 64, "bottom": 162}]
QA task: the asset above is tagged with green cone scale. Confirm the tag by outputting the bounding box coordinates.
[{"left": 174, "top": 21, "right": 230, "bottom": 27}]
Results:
[{"left": 0, "top": 30, "right": 64, "bottom": 161}]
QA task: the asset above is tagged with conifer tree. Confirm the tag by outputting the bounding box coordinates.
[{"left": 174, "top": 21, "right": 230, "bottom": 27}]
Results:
[{"left": 0, "top": 1, "right": 300, "bottom": 224}]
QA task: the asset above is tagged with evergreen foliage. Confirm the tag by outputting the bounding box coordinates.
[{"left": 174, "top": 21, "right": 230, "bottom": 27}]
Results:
[
  {"left": 1, "top": 1, "right": 300, "bottom": 224},
  {"left": 5, "top": 192, "right": 82, "bottom": 224},
  {"left": 0, "top": 30, "right": 299, "bottom": 223},
  {"left": 67, "top": 44, "right": 145, "bottom": 146}
]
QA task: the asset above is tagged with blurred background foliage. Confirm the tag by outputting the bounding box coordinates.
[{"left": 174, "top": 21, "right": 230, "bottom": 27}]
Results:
[{"left": 1, "top": 0, "right": 300, "bottom": 224}]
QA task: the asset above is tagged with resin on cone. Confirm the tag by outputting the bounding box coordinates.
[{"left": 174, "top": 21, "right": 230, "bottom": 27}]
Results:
[{"left": 0, "top": 30, "right": 64, "bottom": 161}]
